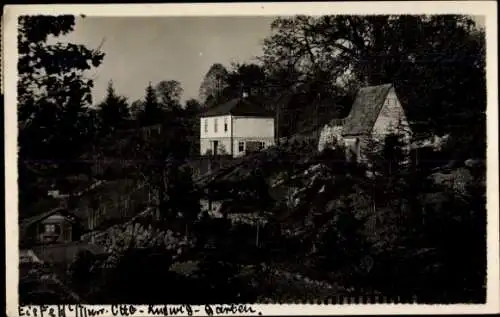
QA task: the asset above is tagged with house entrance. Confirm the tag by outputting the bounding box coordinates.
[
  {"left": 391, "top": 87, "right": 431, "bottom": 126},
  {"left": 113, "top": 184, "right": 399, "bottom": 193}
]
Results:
[{"left": 211, "top": 140, "right": 219, "bottom": 156}]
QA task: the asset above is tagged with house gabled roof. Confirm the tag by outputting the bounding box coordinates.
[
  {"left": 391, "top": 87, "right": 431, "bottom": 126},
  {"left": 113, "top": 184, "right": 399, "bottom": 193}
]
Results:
[
  {"left": 201, "top": 97, "right": 274, "bottom": 118},
  {"left": 342, "top": 83, "right": 393, "bottom": 136},
  {"left": 20, "top": 207, "right": 79, "bottom": 232}
]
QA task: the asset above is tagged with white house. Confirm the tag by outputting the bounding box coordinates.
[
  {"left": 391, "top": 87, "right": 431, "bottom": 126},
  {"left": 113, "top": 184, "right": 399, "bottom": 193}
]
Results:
[
  {"left": 200, "top": 93, "right": 275, "bottom": 157},
  {"left": 318, "top": 83, "right": 412, "bottom": 161}
]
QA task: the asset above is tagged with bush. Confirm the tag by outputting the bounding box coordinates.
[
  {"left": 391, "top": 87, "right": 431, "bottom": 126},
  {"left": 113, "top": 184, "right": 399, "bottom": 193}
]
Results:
[
  {"left": 20, "top": 262, "right": 77, "bottom": 304},
  {"left": 68, "top": 249, "right": 99, "bottom": 295},
  {"left": 102, "top": 222, "right": 195, "bottom": 259},
  {"left": 88, "top": 247, "right": 179, "bottom": 303}
]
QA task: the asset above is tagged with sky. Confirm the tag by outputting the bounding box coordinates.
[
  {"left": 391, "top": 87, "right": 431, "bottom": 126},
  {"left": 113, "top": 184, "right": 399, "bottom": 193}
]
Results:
[
  {"left": 60, "top": 16, "right": 276, "bottom": 104},
  {"left": 58, "top": 15, "right": 485, "bottom": 106}
]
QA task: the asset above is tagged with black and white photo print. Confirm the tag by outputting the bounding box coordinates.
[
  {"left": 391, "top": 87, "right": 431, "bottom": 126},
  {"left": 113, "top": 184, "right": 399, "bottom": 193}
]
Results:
[{"left": 4, "top": 2, "right": 499, "bottom": 316}]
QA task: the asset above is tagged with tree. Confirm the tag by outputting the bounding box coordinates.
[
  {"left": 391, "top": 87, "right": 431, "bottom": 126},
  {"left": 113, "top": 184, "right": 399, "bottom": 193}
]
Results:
[
  {"left": 200, "top": 62, "right": 273, "bottom": 109},
  {"left": 365, "top": 133, "right": 406, "bottom": 177},
  {"left": 165, "top": 165, "right": 201, "bottom": 234},
  {"left": 20, "top": 262, "right": 80, "bottom": 304},
  {"left": 199, "top": 63, "right": 229, "bottom": 105},
  {"left": 18, "top": 15, "right": 104, "bottom": 160},
  {"left": 68, "top": 249, "right": 99, "bottom": 295},
  {"left": 17, "top": 15, "right": 104, "bottom": 211},
  {"left": 154, "top": 126, "right": 193, "bottom": 222},
  {"left": 92, "top": 247, "right": 177, "bottom": 303},
  {"left": 129, "top": 99, "right": 144, "bottom": 120},
  {"left": 137, "top": 83, "right": 164, "bottom": 127},
  {"left": 184, "top": 99, "right": 202, "bottom": 156},
  {"left": 238, "top": 166, "right": 273, "bottom": 210},
  {"left": 317, "top": 194, "right": 370, "bottom": 271},
  {"left": 185, "top": 98, "right": 201, "bottom": 115},
  {"left": 155, "top": 80, "right": 183, "bottom": 109},
  {"left": 211, "top": 63, "right": 269, "bottom": 103},
  {"left": 131, "top": 108, "right": 194, "bottom": 223},
  {"left": 96, "top": 81, "right": 130, "bottom": 134}
]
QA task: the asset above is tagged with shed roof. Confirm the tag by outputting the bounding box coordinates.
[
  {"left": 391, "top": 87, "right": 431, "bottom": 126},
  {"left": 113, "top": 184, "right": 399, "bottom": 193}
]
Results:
[
  {"left": 201, "top": 97, "right": 274, "bottom": 118},
  {"left": 20, "top": 208, "right": 79, "bottom": 232},
  {"left": 342, "top": 83, "right": 393, "bottom": 136}
]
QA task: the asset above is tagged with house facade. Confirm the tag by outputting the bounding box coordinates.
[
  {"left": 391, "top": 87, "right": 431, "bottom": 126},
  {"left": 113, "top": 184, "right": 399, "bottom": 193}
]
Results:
[
  {"left": 318, "top": 83, "right": 412, "bottom": 162},
  {"left": 200, "top": 95, "right": 275, "bottom": 157}
]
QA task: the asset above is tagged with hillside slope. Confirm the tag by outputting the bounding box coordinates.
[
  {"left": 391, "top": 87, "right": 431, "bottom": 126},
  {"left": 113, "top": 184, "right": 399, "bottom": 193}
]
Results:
[{"left": 197, "top": 137, "right": 486, "bottom": 302}]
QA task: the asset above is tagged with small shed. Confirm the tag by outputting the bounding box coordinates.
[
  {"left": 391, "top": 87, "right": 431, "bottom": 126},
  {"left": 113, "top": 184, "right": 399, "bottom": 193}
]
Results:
[
  {"left": 20, "top": 208, "right": 83, "bottom": 246},
  {"left": 319, "top": 83, "right": 412, "bottom": 162}
]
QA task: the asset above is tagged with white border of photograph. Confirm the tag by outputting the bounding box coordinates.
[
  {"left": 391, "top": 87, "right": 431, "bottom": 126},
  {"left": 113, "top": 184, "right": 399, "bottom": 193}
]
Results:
[{"left": 4, "top": 2, "right": 499, "bottom": 315}]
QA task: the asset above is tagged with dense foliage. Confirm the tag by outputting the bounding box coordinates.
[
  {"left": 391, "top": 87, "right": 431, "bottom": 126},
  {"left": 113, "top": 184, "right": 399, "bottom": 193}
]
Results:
[
  {"left": 18, "top": 15, "right": 105, "bottom": 213},
  {"left": 68, "top": 222, "right": 196, "bottom": 301},
  {"left": 199, "top": 63, "right": 229, "bottom": 104},
  {"left": 20, "top": 262, "right": 80, "bottom": 304},
  {"left": 95, "top": 81, "right": 130, "bottom": 135}
]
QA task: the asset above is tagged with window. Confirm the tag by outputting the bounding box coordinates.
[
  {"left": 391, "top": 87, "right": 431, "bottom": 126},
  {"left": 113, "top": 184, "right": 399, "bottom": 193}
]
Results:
[
  {"left": 214, "top": 118, "right": 218, "bottom": 133},
  {"left": 204, "top": 119, "right": 208, "bottom": 133},
  {"left": 245, "top": 141, "right": 265, "bottom": 153},
  {"left": 224, "top": 118, "right": 228, "bottom": 132},
  {"left": 238, "top": 142, "right": 245, "bottom": 152},
  {"left": 45, "top": 224, "right": 55, "bottom": 233},
  {"left": 45, "top": 224, "right": 57, "bottom": 233}
]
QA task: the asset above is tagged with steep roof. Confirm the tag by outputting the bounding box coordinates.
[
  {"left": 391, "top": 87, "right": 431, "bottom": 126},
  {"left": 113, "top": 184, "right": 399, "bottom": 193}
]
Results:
[
  {"left": 342, "top": 83, "right": 393, "bottom": 136},
  {"left": 20, "top": 207, "right": 79, "bottom": 233},
  {"left": 201, "top": 97, "right": 274, "bottom": 118}
]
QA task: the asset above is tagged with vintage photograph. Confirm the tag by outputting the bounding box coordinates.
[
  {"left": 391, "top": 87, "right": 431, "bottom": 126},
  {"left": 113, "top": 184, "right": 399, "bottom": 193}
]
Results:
[{"left": 7, "top": 4, "right": 494, "bottom": 308}]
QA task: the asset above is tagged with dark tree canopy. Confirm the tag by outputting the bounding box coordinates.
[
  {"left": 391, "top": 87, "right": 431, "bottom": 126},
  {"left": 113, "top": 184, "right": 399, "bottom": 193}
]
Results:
[
  {"left": 199, "top": 63, "right": 229, "bottom": 105},
  {"left": 18, "top": 15, "right": 105, "bottom": 161},
  {"left": 96, "top": 81, "right": 130, "bottom": 134},
  {"left": 261, "top": 14, "right": 486, "bottom": 156},
  {"left": 137, "top": 83, "right": 164, "bottom": 127},
  {"left": 155, "top": 80, "right": 183, "bottom": 108},
  {"left": 17, "top": 15, "right": 105, "bottom": 213}
]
